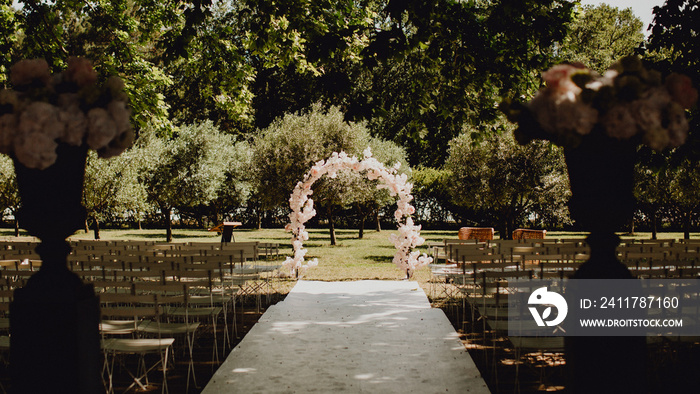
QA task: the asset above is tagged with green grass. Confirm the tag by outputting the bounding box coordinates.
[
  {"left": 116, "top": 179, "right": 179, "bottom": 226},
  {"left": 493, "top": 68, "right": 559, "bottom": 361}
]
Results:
[{"left": 3, "top": 227, "right": 700, "bottom": 288}]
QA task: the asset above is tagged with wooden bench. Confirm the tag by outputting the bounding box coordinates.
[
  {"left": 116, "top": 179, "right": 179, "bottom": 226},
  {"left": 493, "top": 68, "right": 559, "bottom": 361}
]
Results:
[
  {"left": 512, "top": 229, "right": 546, "bottom": 240},
  {"left": 458, "top": 227, "right": 494, "bottom": 242}
]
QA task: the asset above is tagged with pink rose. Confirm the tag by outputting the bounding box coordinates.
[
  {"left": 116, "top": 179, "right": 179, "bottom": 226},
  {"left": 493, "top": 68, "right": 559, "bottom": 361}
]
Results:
[
  {"left": 65, "top": 57, "right": 98, "bottom": 88},
  {"left": 666, "top": 73, "right": 698, "bottom": 109},
  {"left": 541, "top": 64, "right": 584, "bottom": 96},
  {"left": 10, "top": 59, "right": 51, "bottom": 87}
]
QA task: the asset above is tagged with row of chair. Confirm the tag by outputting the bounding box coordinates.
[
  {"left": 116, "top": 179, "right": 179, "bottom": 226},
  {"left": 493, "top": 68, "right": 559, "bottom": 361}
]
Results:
[
  {"left": 0, "top": 239, "right": 284, "bottom": 393},
  {"left": 430, "top": 237, "right": 700, "bottom": 390}
]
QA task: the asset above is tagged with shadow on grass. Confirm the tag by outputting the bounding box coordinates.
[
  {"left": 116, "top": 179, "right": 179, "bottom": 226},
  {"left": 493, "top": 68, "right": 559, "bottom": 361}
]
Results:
[
  {"left": 365, "top": 255, "right": 393, "bottom": 264},
  {"left": 120, "top": 232, "right": 219, "bottom": 240}
]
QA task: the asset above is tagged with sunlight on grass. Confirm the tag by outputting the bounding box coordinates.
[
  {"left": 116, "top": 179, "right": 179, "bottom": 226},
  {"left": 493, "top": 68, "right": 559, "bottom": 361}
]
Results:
[{"left": 3, "top": 226, "right": 698, "bottom": 290}]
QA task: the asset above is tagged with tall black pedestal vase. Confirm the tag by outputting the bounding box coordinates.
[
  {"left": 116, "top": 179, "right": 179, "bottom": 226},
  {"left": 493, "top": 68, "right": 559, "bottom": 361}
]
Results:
[
  {"left": 9, "top": 144, "right": 101, "bottom": 393},
  {"left": 563, "top": 133, "right": 647, "bottom": 393}
]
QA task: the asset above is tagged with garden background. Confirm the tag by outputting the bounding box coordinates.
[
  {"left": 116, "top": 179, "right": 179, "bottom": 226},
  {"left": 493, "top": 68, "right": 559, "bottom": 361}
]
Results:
[{"left": 1, "top": 0, "right": 699, "bottom": 242}]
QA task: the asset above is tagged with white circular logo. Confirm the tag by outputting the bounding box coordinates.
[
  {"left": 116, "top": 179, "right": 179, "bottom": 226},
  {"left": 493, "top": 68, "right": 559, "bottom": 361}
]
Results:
[{"left": 528, "top": 286, "right": 568, "bottom": 327}]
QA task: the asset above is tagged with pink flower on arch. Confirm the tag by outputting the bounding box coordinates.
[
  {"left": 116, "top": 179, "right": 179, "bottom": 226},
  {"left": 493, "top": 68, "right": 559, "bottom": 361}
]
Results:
[{"left": 283, "top": 150, "right": 432, "bottom": 276}]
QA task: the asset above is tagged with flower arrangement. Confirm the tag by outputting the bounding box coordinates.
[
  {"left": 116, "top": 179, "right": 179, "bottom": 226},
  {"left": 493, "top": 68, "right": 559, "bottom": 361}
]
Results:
[
  {"left": 0, "top": 57, "right": 133, "bottom": 169},
  {"left": 284, "top": 148, "right": 433, "bottom": 277},
  {"left": 502, "top": 56, "right": 697, "bottom": 150}
]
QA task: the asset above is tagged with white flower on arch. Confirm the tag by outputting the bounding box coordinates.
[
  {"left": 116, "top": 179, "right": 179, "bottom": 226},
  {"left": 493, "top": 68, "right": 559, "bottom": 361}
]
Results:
[{"left": 284, "top": 148, "right": 433, "bottom": 277}]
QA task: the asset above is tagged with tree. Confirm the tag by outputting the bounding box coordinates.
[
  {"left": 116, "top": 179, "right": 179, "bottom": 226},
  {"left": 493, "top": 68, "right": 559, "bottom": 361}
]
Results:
[
  {"left": 445, "top": 128, "right": 569, "bottom": 239},
  {"left": 0, "top": 155, "right": 20, "bottom": 235},
  {"left": 236, "top": 0, "right": 575, "bottom": 167},
  {"left": 634, "top": 151, "right": 674, "bottom": 239},
  {"left": 251, "top": 104, "right": 368, "bottom": 245},
  {"left": 411, "top": 166, "right": 454, "bottom": 228},
  {"left": 208, "top": 139, "right": 254, "bottom": 226},
  {"left": 162, "top": 1, "right": 256, "bottom": 133},
  {"left": 645, "top": 0, "right": 700, "bottom": 159},
  {"left": 354, "top": 0, "right": 575, "bottom": 167},
  {"left": 137, "top": 121, "right": 235, "bottom": 241},
  {"left": 252, "top": 104, "right": 407, "bottom": 244},
  {"left": 2, "top": 0, "right": 183, "bottom": 133},
  {"left": 346, "top": 137, "right": 410, "bottom": 238},
  {"left": 639, "top": 0, "right": 700, "bottom": 237},
  {"left": 83, "top": 149, "right": 144, "bottom": 239},
  {"left": 668, "top": 158, "right": 700, "bottom": 239},
  {"left": 557, "top": 4, "right": 644, "bottom": 73}
]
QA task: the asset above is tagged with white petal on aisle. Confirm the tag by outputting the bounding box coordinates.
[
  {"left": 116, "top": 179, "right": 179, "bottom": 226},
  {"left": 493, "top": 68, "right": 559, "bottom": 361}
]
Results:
[{"left": 203, "top": 280, "right": 489, "bottom": 394}]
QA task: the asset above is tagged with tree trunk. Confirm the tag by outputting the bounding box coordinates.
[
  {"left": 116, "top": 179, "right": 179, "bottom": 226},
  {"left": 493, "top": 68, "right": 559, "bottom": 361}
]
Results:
[
  {"left": 14, "top": 215, "right": 19, "bottom": 237},
  {"left": 629, "top": 217, "right": 635, "bottom": 236},
  {"left": 257, "top": 209, "right": 262, "bottom": 230},
  {"left": 163, "top": 207, "right": 173, "bottom": 242},
  {"left": 684, "top": 211, "right": 691, "bottom": 240},
  {"left": 328, "top": 206, "right": 336, "bottom": 246},
  {"left": 358, "top": 209, "right": 365, "bottom": 239},
  {"left": 84, "top": 219, "right": 89, "bottom": 233},
  {"left": 375, "top": 209, "right": 381, "bottom": 232},
  {"left": 92, "top": 216, "right": 100, "bottom": 240},
  {"left": 651, "top": 211, "right": 657, "bottom": 240}
]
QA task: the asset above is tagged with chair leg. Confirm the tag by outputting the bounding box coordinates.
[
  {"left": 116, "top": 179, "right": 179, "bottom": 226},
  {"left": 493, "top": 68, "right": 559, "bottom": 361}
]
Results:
[
  {"left": 222, "top": 306, "right": 230, "bottom": 355},
  {"left": 186, "top": 330, "right": 198, "bottom": 392},
  {"left": 161, "top": 347, "right": 170, "bottom": 394}
]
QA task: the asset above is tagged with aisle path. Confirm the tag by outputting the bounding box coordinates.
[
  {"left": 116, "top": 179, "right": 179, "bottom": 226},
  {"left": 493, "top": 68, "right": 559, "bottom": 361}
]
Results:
[{"left": 203, "top": 280, "right": 489, "bottom": 393}]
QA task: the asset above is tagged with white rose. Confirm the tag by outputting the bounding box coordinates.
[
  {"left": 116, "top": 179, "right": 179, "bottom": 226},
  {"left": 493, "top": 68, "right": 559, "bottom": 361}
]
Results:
[
  {"left": 107, "top": 100, "right": 131, "bottom": 134},
  {"left": 86, "top": 108, "right": 117, "bottom": 150},
  {"left": 17, "top": 102, "right": 63, "bottom": 140},
  {"left": 13, "top": 132, "right": 58, "bottom": 169},
  {"left": 58, "top": 105, "right": 88, "bottom": 146},
  {"left": 602, "top": 105, "right": 637, "bottom": 140}
]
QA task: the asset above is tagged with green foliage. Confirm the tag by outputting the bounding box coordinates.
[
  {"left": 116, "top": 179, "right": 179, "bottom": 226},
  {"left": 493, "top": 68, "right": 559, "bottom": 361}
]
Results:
[
  {"left": 359, "top": 0, "right": 575, "bottom": 166},
  {"left": 0, "top": 154, "right": 19, "bottom": 222},
  {"left": 445, "top": 127, "right": 570, "bottom": 238},
  {"left": 645, "top": 0, "right": 700, "bottom": 162},
  {"left": 558, "top": 4, "right": 644, "bottom": 73},
  {"left": 410, "top": 166, "right": 454, "bottom": 227},
  {"left": 0, "top": 0, "right": 19, "bottom": 84},
  {"left": 163, "top": 1, "right": 256, "bottom": 131},
  {"left": 136, "top": 121, "right": 238, "bottom": 240},
  {"left": 83, "top": 149, "right": 145, "bottom": 237},
  {"left": 251, "top": 104, "right": 371, "bottom": 211},
  {"left": 2, "top": 0, "right": 181, "bottom": 133},
  {"left": 667, "top": 158, "right": 700, "bottom": 238}
]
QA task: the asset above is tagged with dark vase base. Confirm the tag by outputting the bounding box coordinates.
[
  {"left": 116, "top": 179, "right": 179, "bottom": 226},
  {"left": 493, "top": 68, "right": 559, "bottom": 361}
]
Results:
[
  {"left": 563, "top": 133, "right": 646, "bottom": 392},
  {"left": 9, "top": 143, "right": 101, "bottom": 393}
]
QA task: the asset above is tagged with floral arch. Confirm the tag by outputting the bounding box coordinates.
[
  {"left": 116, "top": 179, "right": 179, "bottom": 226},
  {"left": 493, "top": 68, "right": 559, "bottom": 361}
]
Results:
[{"left": 283, "top": 148, "right": 433, "bottom": 277}]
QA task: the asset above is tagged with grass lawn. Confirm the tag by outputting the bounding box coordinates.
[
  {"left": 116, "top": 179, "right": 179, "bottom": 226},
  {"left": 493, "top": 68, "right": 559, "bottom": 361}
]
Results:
[{"left": 3, "top": 226, "right": 699, "bottom": 286}]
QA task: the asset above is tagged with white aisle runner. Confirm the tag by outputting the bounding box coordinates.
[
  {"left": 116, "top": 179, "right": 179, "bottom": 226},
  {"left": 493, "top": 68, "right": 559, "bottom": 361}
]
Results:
[{"left": 203, "top": 280, "right": 489, "bottom": 393}]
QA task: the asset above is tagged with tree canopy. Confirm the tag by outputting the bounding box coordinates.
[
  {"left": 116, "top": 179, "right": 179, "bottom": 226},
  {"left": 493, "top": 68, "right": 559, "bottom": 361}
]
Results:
[{"left": 2, "top": 0, "right": 699, "bottom": 236}]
